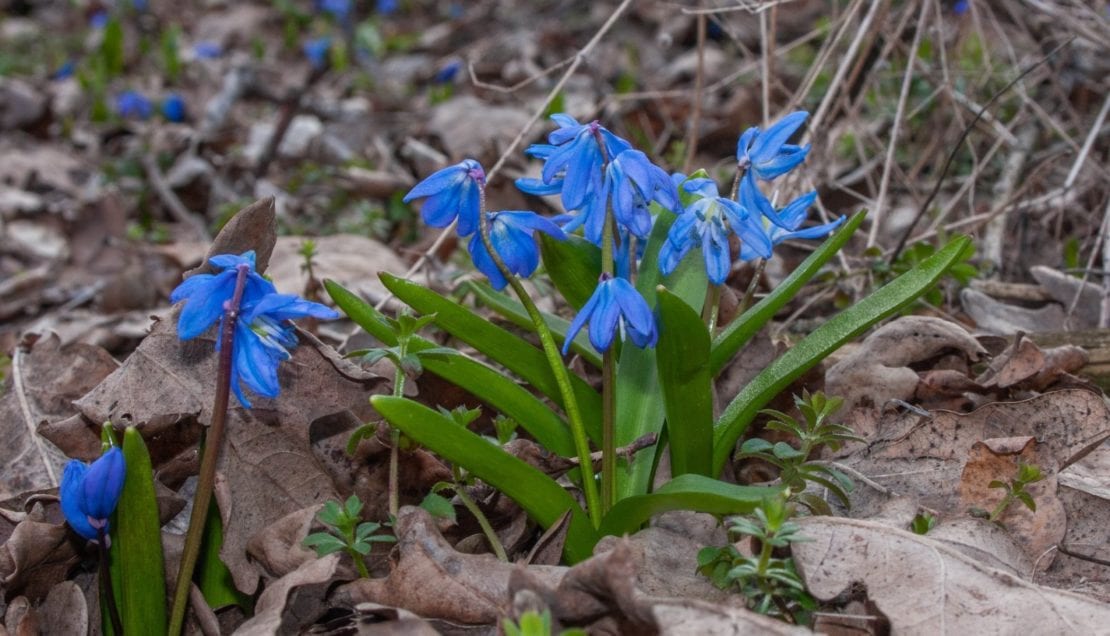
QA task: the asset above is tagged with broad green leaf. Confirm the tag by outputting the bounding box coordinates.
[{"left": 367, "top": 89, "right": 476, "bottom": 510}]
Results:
[
  {"left": 539, "top": 233, "right": 602, "bottom": 310},
  {"left": 196, "top": 500, "right": 250, "bottom": 611},
  {"left": 371, "top": 396, "right": 599, "bottom": 562},
  {"left": 712, "top": 235, "right": 972, "bottom": 475},
  {"left": 326, "top": 279, "right": 581, "bottom": 454},
  {"left": 710, "top": 210, "right": 866, "bottom": 376},
  {"left": 599, "top": 474, "right": 779, "bottom": 537},
  {"left": 467, "top": 281, "right": 602, "bottom": 368},
  {"left": 616, "top": 213, "right": 708, "bottom": 500},
  {"left": 655, "top": 288, "right": 712, "bottom": 477},
  {"left": 380, "top": 273, "right": 602, "bottom": 443},
  {"left": 112, "top": 428, "right": 167, "bottom": 636}
]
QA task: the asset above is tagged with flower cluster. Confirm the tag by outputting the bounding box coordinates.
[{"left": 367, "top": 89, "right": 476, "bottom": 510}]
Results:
[
  {"left": 170, "top": 251, "right": 338, "bottom": 407},
  {"left": 61, "top": 447, "right": 125, "bottom": 541},
  {"left": 661, "top": 112, "right": 844, "bottom": 285}
]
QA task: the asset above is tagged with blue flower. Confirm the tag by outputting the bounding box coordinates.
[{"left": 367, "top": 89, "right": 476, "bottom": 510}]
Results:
[
  {"left": 744, "top": 185, "right": 843, "bottom": 250},
  {"left": 193, "top": 41, "right": 223, "bottom": 59},
  {"left": 659, "top": 179, "right": 772, "bottom": 285},
  {"left": 736, "top": 111, "right": 811, "bottom": 181},
  {"left": 468, "top": 211, "right": 566, "bottom": 290},
  {"left": 161, "top": 93, "right": 186, "bottom": 122},
  {"left": 228, "top": 294, "right": 338, "bottom": 407},
  {"left": 304, "top": 37, "right": 332, "bottom": 70},
  {"left": 89, "top": 10, "right": 109, "bottom": 28},
  {"left": 564, "top": 274, "right": 656, "bottom": 354},
  {"left": 403, "top": 159, "right": 485, "bottom": 236},
  {"left": 377, "top": 0, "right": 398, "bottom": 14},
  {"left": 953, "top": 0, "right": 969, "bottom": 15},
  {"left": 605, "top": 149, "right": 678, "bottom": 239},
  {"left": 170, "top": 251, "right": 275, "bottom": 341},
  {"left": 52, "top": 61, "right": 76, "bottom": 81},
  {"left": 115, "top": 91, "right": 152, "bottom": 120},
  {"left": 434, "top": 59, "right": 462, "bottom": 84},
  {"left": 317, "top": 0, "right": 351, "bottom": 20},
  {"left": 60, "top": 447, "right": 125, "bottom": 541}
]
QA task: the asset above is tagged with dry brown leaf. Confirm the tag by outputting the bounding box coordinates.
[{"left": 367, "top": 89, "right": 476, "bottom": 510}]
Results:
[
  {"left": 794, "top": 516, "right": 1110, "bottom": 634},
  {"left": 1045, "top": 443, "right": 1110, "bottom": 600},
  {"left": 957, "top": 437, "right": 1066, "bottom": 568},
  {"left": 246, "top": 505, "right": 322, "bottom": 580},
  {"left": 650, "top": 600, "right": 808, "bottom": 635},
  {"left": 0, "top": 334, "right": 118, "bottom": 500},
  {"left": 231, "top": 553, "right": 339, "bottom": 636},
  {"left": 1030, "top": 266, "right": 1100, "bottom": 328},
  {"left": 826, "top": 316, "right": 986, "bottom": 409},
  {"left": 594, "top": 526, "right": 735, "bottom": 605},
  {"left": 337, "top": 507, "right": 565, "bottom": 625},
  {"left": 185, "top": 197, "right": 277, "bottom": 278},
  {"left": 925, "top": 518, "right": 1033, "bottom": 577},
  {"left": 0, "top": 506, "right": 77, "bottom": 600},
  {"left": 267, "top": 235, "right": 408, "bottom": 305},
  {"left": 38, "top": 581, "right": 87, "bottom": 635},
  {"left": 303, "top": 603, "right": 439, "bottom": 635},
  {"left": 960, "top": 288, "right": 1068, "bottom": 335}
]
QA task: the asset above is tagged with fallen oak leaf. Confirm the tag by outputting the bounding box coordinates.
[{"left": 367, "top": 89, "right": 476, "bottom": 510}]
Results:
[{"left": 231, "top": 553, "right": 339, "bottom": 636}]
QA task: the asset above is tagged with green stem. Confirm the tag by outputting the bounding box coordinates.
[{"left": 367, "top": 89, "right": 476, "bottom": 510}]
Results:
[
  {"left": 346, "top": 547, "right": 370, "bottom": 578},
  {"left": 989, "top": 492, "right": 1014, "bottom": 523},
  {"left": 702, "top": 284, "right": 722, "bottom": 333},
  {"left": 455, "top": 485, "right": 509, "bottom": 562},
  {"left": 601, "top": 350, "right": 616, "bottom": 512},
  {"left": 476, "top": 192, "right": 602, "bottom": 528},
  {"left": 168, "top": 264, "right": 249, "bottom": 636},
  {"left": 738, "top": 259, "right": 766, "bottom": 315},
  {"left": 388, "top": 365, "right": 405, "bottom": 519},
  {"left": 98, "top": 530, "right": 123, "bottom": 636}
]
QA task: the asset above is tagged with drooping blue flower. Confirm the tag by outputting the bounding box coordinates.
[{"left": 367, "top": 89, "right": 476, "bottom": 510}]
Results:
[
  {"left": 433, "top": 59, "right": 462, "bottom": 84},
  {"left": 60, "top": 447, "right": 125, "bottom": 541},
  {"left": 736, "top": 111, "right": 811, "bottom": 181},
  {"left": 564, "top": 274, "right": 656, "bottom": 354},
  {"left": 468, "top": 211, "right": 566, "bottom": 290},
  {"left": 193, "top": 41, "right": 223, "bottom": 59},
  {"left": 659, "top": 179, "right": 772, "bottom": 285},
  {"left": 740, "top": 184, "right": 843, "bottom": 254},
  {"left": 614, "top": 225, "right": 646, "bottom": 280},
  {"left": 304, "top": 37, "right": 332, "bottom": 70},
  {"left": 52, "top": 61, "right": 76, "bottom": 81},
  {"left": 317, "top": 0, "right": 351, "bottom": 20},
  {"left": 605, "top": 149, "right": 678, "bottom": 239},
  {"left": 170, "top": 251, "right": 275, "bottom": 341},
  {"left": 403, "top": 159, "right": 485, "bottom": 236},
  {"left": 228, "top": 293, "right": 339, "bottom": 407},
  {"left": 115, "top": 91, "right": 152, "bottom": 120},
  {"left": 161, "top": 93, "right": 186, "bottom": 122}
]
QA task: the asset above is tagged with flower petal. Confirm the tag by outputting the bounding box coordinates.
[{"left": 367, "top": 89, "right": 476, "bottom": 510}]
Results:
[
  {"left": 402, "top": 163, "right": 465, "bottom": 203},
  {"left": 82, "top": 447, "right": 125, "bottom": 520},
  {"left": 61, "top": 461, "right": 97, "bottom": 540}
]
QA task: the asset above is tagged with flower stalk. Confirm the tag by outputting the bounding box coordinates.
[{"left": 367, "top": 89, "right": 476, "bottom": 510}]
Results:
[
  {"left": 97, "top": 528, "right": 123, "bottom": 636},
  {"left": 168, "top": 263, "right": 248, "bottom": 636},
  {"left": 388, "top": 364, "right": 405, "bottom": 518}
]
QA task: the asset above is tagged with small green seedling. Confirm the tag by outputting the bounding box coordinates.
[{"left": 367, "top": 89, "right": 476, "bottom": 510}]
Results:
[
  {"left": 988, "top": 462, "right": 1045, "bottom": 523},
  {"left": 910, "top": 511, "right": 937, "bottom": 535},
  {"left": 302, "top": 496, "right": 395, "bottom": 578},
  {"left": 501, "top": 609, "right": 586, "bottom": 636}
]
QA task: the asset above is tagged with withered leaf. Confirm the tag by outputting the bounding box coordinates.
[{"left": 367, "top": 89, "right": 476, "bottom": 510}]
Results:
[{"left": 232, "top": 553, "right": 339, "bottom": 636}]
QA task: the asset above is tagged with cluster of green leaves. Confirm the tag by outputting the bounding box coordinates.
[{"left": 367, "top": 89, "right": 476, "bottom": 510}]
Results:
[
  {"left": 868, "top": 239, "right": 979, "bottom": 309},
  {"left": 988, "top": 462, "right": 1045, "bottom": 523},
  {"left": 326, "top": 208, "right": 972, "bottom": 563},
  {"left": 697, "top": 496, "right": 815, "bottom": 622},
  {"left": 736, "top": 391, "right": 863, "bottom": 514},
  {"left": 502, "top": 610, "right": 586, "bottom": 636},
  {"left": 302, "top": 496, "right": 395, "bottom": 577}
]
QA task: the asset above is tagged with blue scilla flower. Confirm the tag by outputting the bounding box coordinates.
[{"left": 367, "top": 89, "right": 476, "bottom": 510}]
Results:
[
  {"left": 161, "top": 93, "right": 186, "bottom": 122},
  {"left": 304, "top": 37, "right": 332, "bottom": 70},
  {"left": 403, "top": 159, "right": 485, "bottom": 236},
  {"left": 659, "top": 180, "right": 772, "bottom": 285},
  {"left": 377, "top": 0, "right": 398, "bottom": 14},
  {"left": 52, "top": 61, "right": 76, "bottom": 81},
  {"left": 170, "top": 251, "right": 276, "bottom": 341},
  {"left": 89, "top": 10, "right": 109, "bottom": 28},
  {"left": 468, "top": 211, "right": 566, "bottom": 290},
  {"left": 193, "top": 41, "right": 223, "bottom": 59},
  {"left": 736, "top": 111, "right": 811, "bottom": 181},
  {"left": 564, "top": 274, "right": 656, "bottom": 354},
  {"left": 615, "top": 225, "right": 646, "bottom": 280},
  {"left": 115, "top": 91, "right": 152, "bottom": 120},
  {"left": 60, "top": 447, "right": 125, "bottom": 541},
  {"left": 228, "top": 294, "right": 338, "bottom": 407},
  {"left": 605, "top": 149, "right": 679, "bottom": 239},
  {"left": 317, "top": 0, "right": 351, "bottom": 20}
]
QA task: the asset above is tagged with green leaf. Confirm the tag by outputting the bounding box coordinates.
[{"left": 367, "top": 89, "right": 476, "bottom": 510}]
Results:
[
  {"left": 379, "top": 273, "right": 602, "bottom": 444},
  {"left": 1015, "top": 491, "right": 1037, "bottom": 512},
  {"left": 539, "top": 233, "right": 602, "bottom": 310},
  {"left": 599, "top": 474, "right": 780, "bottom": 537},
  {"left": 655, "top": 288, "right": 713, "bottom": 477},
  {"left": 326, "top": 279, "right": 580, "bottom": 454},
  {"left": 710, "top": 211, "right": 866, "bottom": 375},
  {"left": 302, "top": 533, "right": 348, "bottom": 556},
  {"left": 420, "top": 492, "right": 457, "bottom": 523},
  {"left": 739, "top": 438, "right": 775, "bottom": 454},
  {"left": 113, "top": 428, "right": 167, "bottom": 636},
  {"left": 196, "top": 500, "right": 251, "bottom": 611},
  {"left": 988, "top": 480, "right": 1008, "bottom": 490},
  {"left": 712, "top": 235, "right": 972, "bottom": 475},
  {"left": 371, "top": 396, "right": 599, "bottom": 562},
  {"left": 616, "top": 213, "right": 708, "bottom": 500},
  {"left": 467, "top": 281, "right": 602, "bottom": 368}
]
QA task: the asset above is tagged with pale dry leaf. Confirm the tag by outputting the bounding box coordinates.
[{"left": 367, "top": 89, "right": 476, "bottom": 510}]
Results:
[
  {"left": 594, "top": 526, "right": 735, "bottom": 605},
  {"left": 826, "top": 316, "right": 986, "bottom": 409},
  {"left": 0, "top": 511, "right": 77, "bottom": 600},
  {"left": 1030, "top": 265, "right": 1100, "bottom": 328},
  {"left": 246, "top": 505, "right": 322, "bottom": 580},
  {"left": 38, "top": 581, "right": 87, "bottom": 635},
  {"left": 231, "top": 553, "right": 339, "bottom": 636},
  {"left": 186, "top": 197, "right": 277, "bottom": 278},
  {"left": 268, "top": 235, "right": 408, "bottom": 305},
  {"left": 650, "top": 599, "right": 808, "bottom": 635},
  {"left": 794, "top": 516, "right": 1110, "bottom": 634},
  {"left": 960, "top": 288, "right": 1067, "bottom": 335},
  {"left": 925, "top": 518, "right": 1033, "bottom": 577}
]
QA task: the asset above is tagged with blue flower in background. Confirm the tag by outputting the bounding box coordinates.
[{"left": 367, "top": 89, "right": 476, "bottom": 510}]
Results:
[
  {"left": 317, "top": 0, "right": 351, "bottom": 20},
  {"left": 115, "top": 91, "right": 152, "bottom": 120},
  {"left": 161, "top": 93, "right": 186, "bottom": 122},
  {"left": 564, "top": 274, "right": 656, "bottom": 354},
  {"left": 377, "top": 0, "right": 399, "bottom": 14},
  {"left": 953, "top": 0, "right": 970, "bottom": 15},
  {"left": 736, "top": 111, "right": 811, "bottom": 181},
  {"left": 89, "top": 10, "right": 109, "bottom": 28},
  {"left": 60, "top": 447, "right": 125, "bottom": 541},
  {"left": 193, "top": 41, "right": 223, "bottom": 59},
  {"left": 403, "top": 159, "right": 486, "bottom": 236},
  {"left": 433, "top": 59, "right": 462, "bottom": 84},
  {"left": 605, "top": 149, "right": 678, "bottom": 239},
  {"left": 51, "top": 61, "right": 76, "bottom": 81},
  {"left": 660, "top": 178, "right": 772, "bottom": 285},
  {"left": 229, "top": 293, "right": 338, "bottom": 407},
  {"left": 468, "top": 211, "right": 566, "bottom": 290},
  {"left": 304, "top": 37, "right": 332, "bottom": 70},
  {"left": 170, "top": 251, "right": 275, "bottom": 341}
]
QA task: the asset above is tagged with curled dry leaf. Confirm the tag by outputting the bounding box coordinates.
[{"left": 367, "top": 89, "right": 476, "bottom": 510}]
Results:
[
  {"left": 957, "top": 437, "right": 1066, "bottom": 568},
  {"left": 0, "top": 508, "right": 77, "bottom": 600},
  {"left": 826, "top": 316, "right": 986, "bottom": 410},
  {"left": 303, "top": 602, "right": 439, "bottom": 636},
  {"left": 794, "top": 517, "right": 1110, "bottom": 634},
  {"left": 231, "top": 553, "right": 339, "bottom": 636},
  {"left": 39, "top": 581, "right": 87, "bottom": 635},
  {"left": 246, "top": 505, "right": 323, "bottom": 581},
  {"left": 960, "top": 287, "right": 1068, "bottom": 335},
  {"left": 185, "top": 196, "right": 277, "bottom": 277},
  {"left": 1029, "top": 265, "right": 1100, "bottom": 328}
]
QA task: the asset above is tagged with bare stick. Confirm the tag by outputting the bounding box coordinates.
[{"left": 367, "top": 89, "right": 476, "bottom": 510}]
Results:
[
  {"left": 142, "top": 154, "right": 210, "bottom": 242},
  {"left": 375, "top": 0, "right": 636, "bottom": 311}
]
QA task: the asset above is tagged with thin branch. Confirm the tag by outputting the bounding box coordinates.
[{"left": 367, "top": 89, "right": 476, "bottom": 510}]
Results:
[
  {"left": 11, "top": 345, "right": 58, "bottom": 486},
  {"left": 142, "top": 154, "right": 210, "bottom": 242}
]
